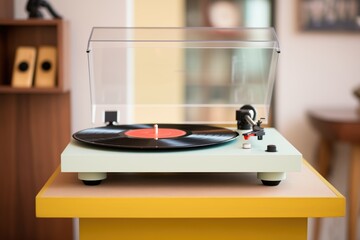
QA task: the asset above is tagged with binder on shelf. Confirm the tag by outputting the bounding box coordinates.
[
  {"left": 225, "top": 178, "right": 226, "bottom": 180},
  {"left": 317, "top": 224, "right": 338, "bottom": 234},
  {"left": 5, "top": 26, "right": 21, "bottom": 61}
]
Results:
[
  {"left": 11, "top": 46, "right": 37, "bottom": 88},
  {"left": 35, "top": 46, "right": 57, "bottom": 88}
]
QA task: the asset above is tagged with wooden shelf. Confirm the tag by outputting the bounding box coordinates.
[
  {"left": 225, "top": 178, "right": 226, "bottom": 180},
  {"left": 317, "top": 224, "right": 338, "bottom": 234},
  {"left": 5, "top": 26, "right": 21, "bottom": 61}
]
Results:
[
  {"left": 0, "top": 85, "right": 69, "bottom": 94},
  {"left": 0, "top": 19, "right": 69, "bottom": 93},
  {"left": 0, "top": 19, "right": 63, "bottom": 25}
]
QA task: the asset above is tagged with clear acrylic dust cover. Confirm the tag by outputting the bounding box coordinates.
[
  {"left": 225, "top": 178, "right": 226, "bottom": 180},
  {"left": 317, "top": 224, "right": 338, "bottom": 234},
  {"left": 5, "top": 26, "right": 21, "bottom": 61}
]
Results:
[{"left": 86, "top": 27, "right": 280, "bottom": 125}]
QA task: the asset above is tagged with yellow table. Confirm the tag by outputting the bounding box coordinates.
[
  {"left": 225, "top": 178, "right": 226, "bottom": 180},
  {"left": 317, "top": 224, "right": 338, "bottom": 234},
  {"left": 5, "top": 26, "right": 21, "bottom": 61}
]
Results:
[{"left": 36, "top": 161, "right": 344, "bottom": 240}]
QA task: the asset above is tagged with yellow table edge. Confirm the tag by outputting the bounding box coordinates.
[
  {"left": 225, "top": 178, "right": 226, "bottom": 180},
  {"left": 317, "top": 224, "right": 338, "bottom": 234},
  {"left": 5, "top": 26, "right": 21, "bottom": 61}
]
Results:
[{"left": 36, "top": 160, "right": 345, "bottom": 218}]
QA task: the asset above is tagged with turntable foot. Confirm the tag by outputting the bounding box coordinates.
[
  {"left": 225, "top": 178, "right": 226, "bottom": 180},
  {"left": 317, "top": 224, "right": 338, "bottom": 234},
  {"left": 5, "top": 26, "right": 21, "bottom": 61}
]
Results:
[
  {"left": 78, "top": 172, "right": 107, "bottom": 185},
  {"left": 82, "top": 180, "right": 102, "bottom": 186},
  {"left": 261, "top": 180, "right": 281, "bottom": 186},
  {"left": 257, "top": 172, "right": 286, "bottom": 187}
]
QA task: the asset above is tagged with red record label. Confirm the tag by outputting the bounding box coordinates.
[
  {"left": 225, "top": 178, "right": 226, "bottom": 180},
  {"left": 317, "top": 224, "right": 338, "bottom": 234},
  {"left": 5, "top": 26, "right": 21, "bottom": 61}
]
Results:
[{"left": 125, "top": 128, "right": 186, "bottom": 139}]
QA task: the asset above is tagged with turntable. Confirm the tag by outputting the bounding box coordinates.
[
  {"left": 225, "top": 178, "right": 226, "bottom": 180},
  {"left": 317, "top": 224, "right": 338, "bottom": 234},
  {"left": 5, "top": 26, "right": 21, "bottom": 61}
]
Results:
[{"left": 61, "top": 27, "right": 302, "bottom": 186}]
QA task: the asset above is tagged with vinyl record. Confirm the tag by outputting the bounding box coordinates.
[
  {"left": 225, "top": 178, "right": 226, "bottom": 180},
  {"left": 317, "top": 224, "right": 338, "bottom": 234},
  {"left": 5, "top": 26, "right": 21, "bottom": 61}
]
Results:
[{"left": 73, "top": 124, "right": 239, "bottom": 150}]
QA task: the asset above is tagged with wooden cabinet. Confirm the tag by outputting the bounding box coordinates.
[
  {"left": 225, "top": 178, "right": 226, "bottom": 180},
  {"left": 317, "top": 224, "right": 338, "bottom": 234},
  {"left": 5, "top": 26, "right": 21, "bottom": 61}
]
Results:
[{"left": 0, "top": 19, "right": 72, "bottom": 240}]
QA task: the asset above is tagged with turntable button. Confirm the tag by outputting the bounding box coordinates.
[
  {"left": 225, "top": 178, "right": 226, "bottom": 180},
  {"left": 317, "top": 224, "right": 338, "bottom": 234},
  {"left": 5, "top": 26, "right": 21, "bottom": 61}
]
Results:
[
  {"left": 242, "top": 143, "right": 251, "bottom": 149},
  {"left": 266, "top": 144, "right": 277, "bottom": 152}
]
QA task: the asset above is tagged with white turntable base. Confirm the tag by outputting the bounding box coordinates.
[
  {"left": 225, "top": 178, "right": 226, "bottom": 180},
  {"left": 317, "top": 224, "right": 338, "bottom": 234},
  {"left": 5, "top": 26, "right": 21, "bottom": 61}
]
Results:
[{"left": 61, "top": 128, "right": 302, "bottom": 184}]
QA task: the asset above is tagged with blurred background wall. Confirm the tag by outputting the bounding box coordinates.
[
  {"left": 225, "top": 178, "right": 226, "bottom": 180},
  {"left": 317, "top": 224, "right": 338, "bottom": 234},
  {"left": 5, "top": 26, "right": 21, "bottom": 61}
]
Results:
[{"left": 276, "top": 0, "right": 360, "bottom": 163}]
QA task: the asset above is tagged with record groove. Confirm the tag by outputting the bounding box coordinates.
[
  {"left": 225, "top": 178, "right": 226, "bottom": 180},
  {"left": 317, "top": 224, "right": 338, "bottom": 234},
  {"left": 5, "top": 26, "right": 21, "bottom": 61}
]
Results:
[{"left": 73, "top": 124, "right": 239, "bottom": 150}]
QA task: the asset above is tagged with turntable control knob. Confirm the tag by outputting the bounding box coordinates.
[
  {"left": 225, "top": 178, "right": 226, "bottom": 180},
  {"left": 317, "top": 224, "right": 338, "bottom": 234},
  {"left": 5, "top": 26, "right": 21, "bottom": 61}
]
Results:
[{"left": 266, "top": 145, "right": 277, "bottom": 152}]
